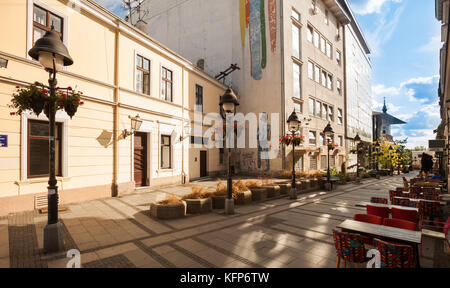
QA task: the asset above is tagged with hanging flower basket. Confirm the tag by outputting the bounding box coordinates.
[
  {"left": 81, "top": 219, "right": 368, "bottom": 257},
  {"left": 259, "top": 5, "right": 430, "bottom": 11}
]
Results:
[
  {"left": 279, "top": 135, "right": 304, "bottom": 146},
  {"left": 9, "top": 85, "right": 84, "bottom": 118},
  {"left": 327, "top": 142, "right": 338, "bottom": 151}
]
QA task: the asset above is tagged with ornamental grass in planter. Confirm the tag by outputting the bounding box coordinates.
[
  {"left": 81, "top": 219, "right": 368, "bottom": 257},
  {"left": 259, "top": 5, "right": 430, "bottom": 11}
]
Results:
[
  {"left": 150, "top": 194, "right": 186, "bottom": 220},
  {"left": 260, "top": 178, "right": 281, "bottom": 198},
  {"left": 212, "top": 180, "right": 252, "bottom": 208},
  {"left": 182, "top": 186, "right": 213, "bottom": 214}
]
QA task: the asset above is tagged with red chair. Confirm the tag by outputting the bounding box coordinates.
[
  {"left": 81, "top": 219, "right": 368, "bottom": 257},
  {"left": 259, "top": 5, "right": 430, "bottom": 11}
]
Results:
[
  {"left": 373, "top": 238, "right": 416, "bottom": 268},
  {"left": 354, "top": 214, "right": 383, "bottom": 225},
  {"left": 392, "top": 197, "right": 411, "bottom": 207},
  {"left": 367, "top": 205, "right": 389, "bottom": 219},
  {"left": 391, "top": 207, "right": 418, "bottom": 223},
  {"left": 370, "top": 197, "right": 388, "bottom": 204},
  {"left": 383, "top": 218, "right": 417, "bottom": 231}
]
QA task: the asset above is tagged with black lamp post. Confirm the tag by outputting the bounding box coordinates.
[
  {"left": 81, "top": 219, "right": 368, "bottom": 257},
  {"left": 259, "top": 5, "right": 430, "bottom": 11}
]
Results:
[
  {"left": 219, "top": 88, "right": 239, "bottom": 215},
  {"left": 396, "top": 148, "right": 401, "bottom": 175},
  {"left": 354, "top": 134, "right": 361, "bottom": 182},
  {"left": 28, "top": 28, "right": 73, "bottom": 253},
  {"left": 389, "top": 146, "right": 394, "bottom": 176},
  {"left": 375, "top": 141, "right": 380, "bottom": 171},
  {"left": 323, "top": 123, "right": 334, "bottom": 190},
  {"left": 287, "top": 111, "right": 301, "bottom": 199}
]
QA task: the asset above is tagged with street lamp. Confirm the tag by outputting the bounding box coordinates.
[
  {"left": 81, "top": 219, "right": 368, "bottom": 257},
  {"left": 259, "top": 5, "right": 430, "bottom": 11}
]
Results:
[
  {"left": 28, "top": 27, "right": 73, "bottom": 253},
  {"left": 323, "top": 123, "right": 335, "bottom": 190},
  {"left": 354, "top": 134, "right": 361, "bottom": 183},
  {"left": 123, "top": 114, "right": 143, "bottom": 138},
  {"left": 219, "top": 88, "right": 239, "bottom": 215},
  {"left": 287, "top": 111, "right": 301, "bottom": 199}
]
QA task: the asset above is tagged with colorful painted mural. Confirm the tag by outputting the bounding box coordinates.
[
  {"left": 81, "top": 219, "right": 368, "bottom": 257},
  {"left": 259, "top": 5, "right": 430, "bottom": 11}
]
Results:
[{"left": 240, "top": 0, "right": 277, "bottom": 80}]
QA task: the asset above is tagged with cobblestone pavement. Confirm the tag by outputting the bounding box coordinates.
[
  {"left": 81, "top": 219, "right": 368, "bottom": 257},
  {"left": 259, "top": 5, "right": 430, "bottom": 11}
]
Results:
[{"left": 0, "top": 174, "right": 448, "bottom": 268}]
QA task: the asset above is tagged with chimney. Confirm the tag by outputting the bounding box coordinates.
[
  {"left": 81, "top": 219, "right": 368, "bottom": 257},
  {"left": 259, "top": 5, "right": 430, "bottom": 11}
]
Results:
[{"left": 197, "top": 59, "right": 205, "bottom": 70}]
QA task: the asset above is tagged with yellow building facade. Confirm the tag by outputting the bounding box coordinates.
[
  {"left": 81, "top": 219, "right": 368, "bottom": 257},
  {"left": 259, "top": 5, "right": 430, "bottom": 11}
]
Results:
[{"left": 0, "top": 0, "right": 226, "bottom": 215}]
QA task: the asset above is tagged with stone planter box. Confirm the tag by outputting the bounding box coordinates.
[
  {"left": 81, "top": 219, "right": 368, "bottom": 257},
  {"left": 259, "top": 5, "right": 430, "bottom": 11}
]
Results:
[
  {"left": 251, "top": 188, "right": 268, "bottom": 202},
  {"left": 150, "top": 201, "right": 186, "bottom": 220},
  {"left": 278, "top": 183, "right": 291, "bottom": 195},
  {"left": 185, "top": 198, "right": 212, "bottom": 214},
  {"left": 212, "top": 195, "right": 227, "bottom": 209},
  {"left": 235, "top": 190, "right": 252, "bottom": 205},
  {"left": 263, "top": 185, "right": 281, "bottom": 198},
  {"left": 310, "top": 179, "right": 319, "bottom": 190},
  {"left": 304, "top": 179, "right": 311, "bottom": 190}
]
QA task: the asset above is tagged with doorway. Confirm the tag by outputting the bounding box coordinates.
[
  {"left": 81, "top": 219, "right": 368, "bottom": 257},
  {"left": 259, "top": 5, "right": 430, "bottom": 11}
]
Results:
[
  {"left": 200, "top": 151, "right": 207, "bottom": 177},
  {"left": 134, "top": 132, "right": 148, "bottom": 187}
]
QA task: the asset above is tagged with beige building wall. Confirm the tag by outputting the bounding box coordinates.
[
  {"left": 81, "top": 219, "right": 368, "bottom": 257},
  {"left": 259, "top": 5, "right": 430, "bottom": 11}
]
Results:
[{"left": 0, "top": 0, "right": 225, "bottom": 215}]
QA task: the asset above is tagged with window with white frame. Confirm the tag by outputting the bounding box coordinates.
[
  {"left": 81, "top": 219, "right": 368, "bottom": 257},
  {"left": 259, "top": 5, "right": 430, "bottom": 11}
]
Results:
[
  {"left": 325, "top": 10, "right": 329, "bottom": 25},
  {"left": 313, "top": 30, "right": 320, "bottom": 48},
  {"left": 161, "top": 67, "right": 173, "bottom": 102},
  {"left": 309, "top": 131, "right": 317, "bottom": 146},
  {"left": 328, "top": 106, "right": 334, "bottom": 122},
  {"left": 338, "top": 136, "right": 343, "bottom": 147},
  {"left": 309, "top": 98, "right": 315, "bottom": 116},
  {"left": 310, "top": 156, "right": 318, "bottom": 170},
  {"left": 160, "top": 135, "right": 172, "bottom": 169},
  {"left": 292, "top": 9, "right": 300, "bottom": 21},
  {"left": 292, "top": 23, "right": 300, "bottom": 59},
  {"left": 135, "top": 54, "right": 151, "bottom": 95},
  {"left": 195, "top": 84, "right": 203, "bottom": 112},
  {"left": 326, "top": 42, "right": 332, "bottom": 59},
  {"left": 320, "top": 37, "right": 326, "bottom": 53},
  {"left": 322, "top": 104, "right": 328, "bottom": 120},
  {"left": 321, "top": 70, "right": 327, "bottom": 86},
  {"left": 338, "top": 108, "right": 343, "bottom": 124},
  {"left": 337, "top": 80, "right": 342, "bottom": 95},
  {"left": 293, "top": 62, "right": 301, "bottom": 99},
  {"left": 308, "top": 61, "right": 314, "bottom": 79},
  {"left": 314, "top": 66, "right": 320, "bottom": 83},
  {"left": 336, "top": 50, "right": 341, "bottom": 65},
  {"left": 327, "top": 74, "right": 333, "bottom": 90},
  {"left": 307, "top": 25, "right": 313, "bottom": 42},
  {"left": 33, "top": 4, "right": 63, "bottom": 44},
  {"left": 315, "top": 101, "right": 321, "bottom": 118},
  {"left": 294, "top": 102, "right": 302, "bottom": 114}
]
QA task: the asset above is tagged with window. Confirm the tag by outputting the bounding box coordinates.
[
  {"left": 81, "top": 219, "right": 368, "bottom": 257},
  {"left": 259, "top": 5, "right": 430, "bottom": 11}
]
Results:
[
  {"left": 309, "top": 98, "right": 315, "bottom": 116},
  {"left": 330, "top": 156, "right": 336, "bottom": 167},
  {"left": 161, "top": 67, "right": 173, "bottom": 102},
  {"left": 195, "top": 84, "right": 203, "bottom": 112},
  {"left": 308, "top": 61, "right": 314, "bottom": 79},
  {"left": 294, "top": 102, "right": 302, "bottom": 114},
  {"left": 292, "top": 9, "right": 300, "bottom": 21},
  {"left": 314, "top": 66, "right": 320, "bottom": 83},
  {"left": 321, "top": 155, "right": 326, "bottom": 168},
  {"left": 313, "top": 31, "right": 320, "bottom": 48},
  {"left": 328, "top": 106, "right": 334, "bottom": 122},
  {"left": 321, "top": 70, "right": 327, "bottom": 86},
  {"left": 326, "top": 42, "right": 332, "bottom": 58},
  {"left": 292, "top": 24, "right": 300, "bottom": 59},
  {"left": 295, "top": 155, "right": 303, "bottom": 171},
  {"left": 309, "top": 131, "right": 317, "bottom": 146},
  {"left": 338, "top": 109, "right": 343, "bottom": 124},
  {"left": 327, "top": 74, "right": 333, "bottom": 90},
  {"left": 307, "top": 26, "right": 313, "bottom": 42},
  {"left": 325, "top": 10, "right": 329, "bottom": 25},
  {"left": 336, "top": 50, "right": 341, "bottom": 65},
  {"left": 310, "top": 156, "right": 317, "bottom": 170},
  {"left": 160, "top": 135, "right": 172, "bottom": 169},
  {"left": 337, "top": 80, "right": 342, "bottom": 95},
  {"left": 33, "top": 5, "right": 63, "bottom": 44},
  {"left": 315, "top": 101, "right": 321, "bottom": 118},
  {"left": 322, "top": 104, "right": 328, "bottom": 120},
  {"left": 135, "top": 55, "right": 150, "bottom": 95},
  {"left": 336, "top": 23, "right": 341, "bottom": 39},
  {"left": 338, "top": 136, "right": 343, "bottom": 147},
  {"left": 28, "top": 120, "right": 62, "bottom": 178},
  {"left": 320, "top": 37, "right": 326, "bottom": 53},
  {"left": 320, "top": 134, "right": 325, "bottom": 146},
  {"left": 293, "top": 63, "right": 301, "bottom": 99}
]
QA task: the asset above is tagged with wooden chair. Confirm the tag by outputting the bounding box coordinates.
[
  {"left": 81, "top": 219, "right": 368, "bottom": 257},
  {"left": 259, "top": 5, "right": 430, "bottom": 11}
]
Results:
[
  {"left": 332, "top": 229, "right": 367, "bottom": 268},
  {"left": 370, "top": 197, "right": 388, "bottom": 204},
  {"left": 392, "top": 198, "right": 411, "bottom": 207},
  {"left": 373, "top": 238, "right": 415, "bottom": 268}
]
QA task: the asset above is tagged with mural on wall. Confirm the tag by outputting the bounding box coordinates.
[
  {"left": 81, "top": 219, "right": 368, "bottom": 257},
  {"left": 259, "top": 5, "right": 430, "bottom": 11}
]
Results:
[{"left": 240, "top": 0, "right": 277, "bottom": 80}]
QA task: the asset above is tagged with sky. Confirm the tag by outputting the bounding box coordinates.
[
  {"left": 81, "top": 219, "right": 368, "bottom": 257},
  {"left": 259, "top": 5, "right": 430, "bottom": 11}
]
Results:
[
  {"left": 347, "top": 0, "right": 442, "bottom": 149},
  {"left": 95, "top": 0, "right": 442, "bottom": 149}
]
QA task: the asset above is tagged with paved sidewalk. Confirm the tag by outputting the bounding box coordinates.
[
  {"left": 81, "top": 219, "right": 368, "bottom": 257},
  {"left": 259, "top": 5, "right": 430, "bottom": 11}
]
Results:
[{"left": 0, "top": 174, "right": 447, "bottom": 268}]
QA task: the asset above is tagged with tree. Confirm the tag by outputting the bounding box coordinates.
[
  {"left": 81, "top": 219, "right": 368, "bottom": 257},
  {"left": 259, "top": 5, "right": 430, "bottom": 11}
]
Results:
[
  {"left": 413, "top": 146, "right": 427, "bottom": 151},
  {"left": 436, "top": 121, "right": 444, "bottom": 140}
]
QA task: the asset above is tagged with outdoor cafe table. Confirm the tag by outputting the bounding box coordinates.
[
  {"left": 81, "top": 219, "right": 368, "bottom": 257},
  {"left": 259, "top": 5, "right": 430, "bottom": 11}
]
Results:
[
  {"left": 337, "top": 219, "right": 422, "bottom": 268},
  {"left": 355, "top": 202, "right": 419, "bottom": 212},
  {"left": 394, "top": 196, "right": 446, "bottom": 206}
]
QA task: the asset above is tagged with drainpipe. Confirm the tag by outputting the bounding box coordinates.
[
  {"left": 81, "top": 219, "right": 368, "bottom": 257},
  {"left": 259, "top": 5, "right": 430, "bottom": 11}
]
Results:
[
  {"left": 181, "top": 66, "right": 186, "bottom": 184},
  {"left": 342, "top": 25, "right": 349, "bottom": 168},
  {"left": 112, "top": 21, "right": 120, "bottom": 197},
  {"left": 280, "top": 0, "right": 286, "bottom": 170}
]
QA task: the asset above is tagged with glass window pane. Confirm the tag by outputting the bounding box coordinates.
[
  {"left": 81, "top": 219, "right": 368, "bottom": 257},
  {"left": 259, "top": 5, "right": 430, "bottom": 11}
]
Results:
[
  {"left": 293, "top": 63, "right": 300, "bottom": 99},
  {"left": 292, "top": 24, "right": 300, "bottom": 59},
  {"left": 315, "top": 101, "right": 321, "bottom": 117},
  {"left": 321, "top": 71, "right": 327, "bottom": 86},
  {"left": 49, "top": 14, "right": 62, "bottom": 32},
  {"left": 34, "top": 6, "right": 47, "bottom": 26},
  {"left": 309, "top": 98, "right": 314, "bottom": 116},
  {"left": 322, "top": 104, "right": 327, "bottom": 120},
  {"left": 308, "top": 62, "right": 314, "bottom": 79},
  {"left": 33, "top": 27, "right": 46, "bottom": 44},
  {"left": 29, "top": 139, "right": 49, "bottom": 176},
  {"left": 320, "top": 37, "right": 326, "bottom": 53},
  {"left": 167, "top": 83, "right": 172, "bottom": 101},
  {"left": 292, "top": 10, "right": 300, "bottom": 21},
  {"left": 136, "top": 69, "right": 143, "bottom": 93},
  {"left": 314, "top": 66, "right": 320, "bottom": 83},
  {"left": 162, "top": 68, "right": 166, "bottom": 78},
  {"left": 327, "top": 75, "right": 332, "bottom": 89},
  {"left": 307, "top": 26, "right": 313, "bottom": 42},
  {"left": 294, "top": 103, "right": 302, "bottom": 113},
  {"left": 30, "top": 121, "right": 49, "bottom": 137},
  {"left": 136, "top": 55, "right": 142, "bottom": 67},
  {"left": 167, "top": 70, "right": 172, "bottom": 81},
  {"left": 143, "top": 71, "right": 150, "bottom": 95},
  {"left": 143, "top": 59, "right": 150, "bottom": 70},
  {"left": 326, "top": 42, "right": 331, "bottom": 58},
  {"left": 313, "top": 31, "right": 319, "bottom": 48}
]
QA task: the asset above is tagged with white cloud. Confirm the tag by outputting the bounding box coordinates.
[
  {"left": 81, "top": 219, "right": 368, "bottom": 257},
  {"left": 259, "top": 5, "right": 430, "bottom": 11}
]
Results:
[
  {"left": 400, "top": 75, "right": 439, "bottom": 87},
  {"left": 351, "top": 0, "right": 403, "bottom": 15},
  {"left": 418, "top": 35, "right": 443, "bottom": 52},
  {"left": 372, "top": 84, "right": 400, "bottom": 97}
]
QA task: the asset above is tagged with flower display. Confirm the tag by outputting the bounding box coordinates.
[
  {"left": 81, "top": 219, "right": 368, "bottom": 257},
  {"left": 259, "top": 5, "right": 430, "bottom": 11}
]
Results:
[
  {"left": 327, "top": 142, "right": 337, "bottom": 150},
  {"left": 279, "top": 135, "right": 304, "bottom": 146},
  {"left": 9, "top": 85, "right": 84, "bottom": 118}
]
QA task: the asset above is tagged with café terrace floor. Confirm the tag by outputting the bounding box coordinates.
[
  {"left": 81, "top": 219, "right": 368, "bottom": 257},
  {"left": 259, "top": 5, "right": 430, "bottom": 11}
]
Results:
[{"left": 0, "top": 174, "right": 448, "bottom": 268}]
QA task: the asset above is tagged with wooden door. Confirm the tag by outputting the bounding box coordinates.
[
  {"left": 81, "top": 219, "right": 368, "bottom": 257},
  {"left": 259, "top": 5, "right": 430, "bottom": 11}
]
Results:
[
  {"left": 200, "top": 151, "right": 207, "bottom": 177},
  {"left": 134, "top": 132, "right": 148, "bottom": 187}
]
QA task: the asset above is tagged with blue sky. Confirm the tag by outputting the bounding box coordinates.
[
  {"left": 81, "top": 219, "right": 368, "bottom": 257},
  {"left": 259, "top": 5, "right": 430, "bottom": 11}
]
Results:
[
  {"left": 96, "top": 0, "right": 442, "bottom": 149},
  {"left": 348, "top": 0, "right": 442, "bottom": 148}
]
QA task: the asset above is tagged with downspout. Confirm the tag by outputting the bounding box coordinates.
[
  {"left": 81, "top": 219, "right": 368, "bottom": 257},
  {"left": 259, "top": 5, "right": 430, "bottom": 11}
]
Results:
[
  {"left": 342, "top": 25, "right": 349, "bottom": 167},
  {"left": 280, "top": 0, "right": 286, "bottom": 170},
  {"left": 181, "top": 66, "right": 186, "bottom": 184},
  {"left": 112, "top": 21, "right": 120, "bottom": 197}
]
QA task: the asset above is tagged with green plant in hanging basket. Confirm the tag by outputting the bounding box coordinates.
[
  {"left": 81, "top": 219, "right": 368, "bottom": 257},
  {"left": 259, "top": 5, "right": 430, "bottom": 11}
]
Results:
[{"left": 56, "top": 87, "right": 84, "bottom": 119}]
